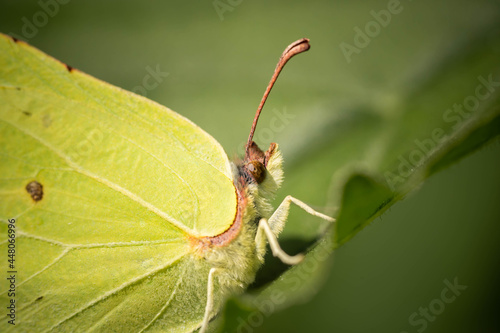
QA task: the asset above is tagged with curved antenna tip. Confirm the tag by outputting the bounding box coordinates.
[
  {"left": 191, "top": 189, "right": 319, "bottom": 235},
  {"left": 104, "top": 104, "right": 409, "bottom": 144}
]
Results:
[{"left": 245, "top": 38, "right": 311, "bottom": 158}]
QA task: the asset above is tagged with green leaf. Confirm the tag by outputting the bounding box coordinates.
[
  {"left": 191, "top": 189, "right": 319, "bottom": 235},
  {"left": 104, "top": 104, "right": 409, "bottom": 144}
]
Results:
[
  {"left": 334, "top": 174, "right": 395, "bottom": 246},
  {"left": 216, "top": 2, "right": 500, "bottom": 331}
]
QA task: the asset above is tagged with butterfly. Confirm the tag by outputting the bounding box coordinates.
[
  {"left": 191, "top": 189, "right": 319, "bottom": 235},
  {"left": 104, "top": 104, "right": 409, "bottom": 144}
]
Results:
[{"left": 0, "top": 34, "right": 333, "bottom": 332}]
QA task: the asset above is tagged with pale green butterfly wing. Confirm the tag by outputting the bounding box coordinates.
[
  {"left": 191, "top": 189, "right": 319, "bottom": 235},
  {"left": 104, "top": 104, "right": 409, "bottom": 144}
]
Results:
[{"left": 0, "top": 33, "right": 236, "bottom": 331}]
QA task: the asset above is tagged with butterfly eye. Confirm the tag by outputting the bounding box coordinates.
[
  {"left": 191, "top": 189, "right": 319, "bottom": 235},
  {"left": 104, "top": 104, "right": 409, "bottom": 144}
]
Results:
[{"left": 245, "top": 161, "right": 266, "bottom": 184}]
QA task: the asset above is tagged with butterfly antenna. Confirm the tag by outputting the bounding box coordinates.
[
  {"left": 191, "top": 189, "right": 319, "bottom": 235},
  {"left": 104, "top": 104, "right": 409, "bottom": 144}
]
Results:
[{"left": 245, "top": 38, "right": 310, "bottom": 159}]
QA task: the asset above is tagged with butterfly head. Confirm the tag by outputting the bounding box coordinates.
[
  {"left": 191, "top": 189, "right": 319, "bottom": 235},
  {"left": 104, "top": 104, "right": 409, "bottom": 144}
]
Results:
[
  {"left": 239, "top": 140, "right": 283, "bottom": 186},
  {"left": 238, "top": 38, "right": 309, "bottom": 190}
]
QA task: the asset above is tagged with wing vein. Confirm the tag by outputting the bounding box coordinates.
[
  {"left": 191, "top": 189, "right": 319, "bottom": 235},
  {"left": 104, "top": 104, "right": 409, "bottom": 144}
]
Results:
[
  {"left": 139, "top": 262, "right": 187, "bottom": 332},
  {"left": 48, "top": 252, "right": 188, "bottom": 331},
  {"left": 0, "top": 118, "right": 196, "bottom": 236}
]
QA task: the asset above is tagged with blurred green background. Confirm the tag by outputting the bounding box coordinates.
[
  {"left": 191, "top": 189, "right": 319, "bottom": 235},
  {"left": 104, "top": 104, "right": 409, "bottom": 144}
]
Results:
[{"left": 1, "top": 0, "right": 499, "bottom": 332}]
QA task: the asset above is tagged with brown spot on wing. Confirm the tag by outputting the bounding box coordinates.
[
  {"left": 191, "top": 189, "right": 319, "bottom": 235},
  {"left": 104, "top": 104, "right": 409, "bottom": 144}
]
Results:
[
  {"left": 65, "top": 64, "right": 73, "bottom": 72},
  {"left": 10, "top": 36, "right": 19, "bottom": 43},
  {"left": 26, "top": 181, "right": 43, "bottom": 202}
]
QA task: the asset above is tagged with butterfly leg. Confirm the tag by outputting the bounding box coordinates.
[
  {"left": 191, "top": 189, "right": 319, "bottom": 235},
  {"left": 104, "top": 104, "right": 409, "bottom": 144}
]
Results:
[
  {"left": 275, "top": 195, "right": 335, "bottom": 223},
  {"left": 258, "top": 195, "right": 335, "bottom": 265},
  {"left": 200, "top": 267, "right": 218, "bottom": 333},
  {"left": 258, "top": 218, "right": 304, "bottom": 265}
]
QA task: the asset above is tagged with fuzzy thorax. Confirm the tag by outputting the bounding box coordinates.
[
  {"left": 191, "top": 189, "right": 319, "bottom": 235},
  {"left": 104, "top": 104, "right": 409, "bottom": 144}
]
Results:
[{"left": 189, "top": 143, "right": 285, "bottom": 296}]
